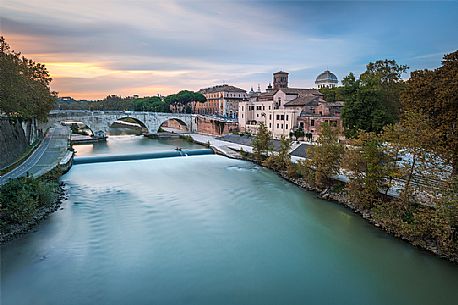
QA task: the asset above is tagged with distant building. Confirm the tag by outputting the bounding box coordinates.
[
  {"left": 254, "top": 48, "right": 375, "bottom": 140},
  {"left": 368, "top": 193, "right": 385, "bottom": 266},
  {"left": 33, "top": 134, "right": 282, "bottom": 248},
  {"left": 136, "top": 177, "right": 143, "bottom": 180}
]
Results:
[
  {"left": 58, "top": 96, "right": 75, "bottom": 102},
  {"left": 315, "top": 70, "right": 339, "bottom": 89},
  {"left": 239, "top": 71, "right": 344, "bottom": 140},
  {"left": 195, "top": 85, "right": 247, "bottom": 118}
]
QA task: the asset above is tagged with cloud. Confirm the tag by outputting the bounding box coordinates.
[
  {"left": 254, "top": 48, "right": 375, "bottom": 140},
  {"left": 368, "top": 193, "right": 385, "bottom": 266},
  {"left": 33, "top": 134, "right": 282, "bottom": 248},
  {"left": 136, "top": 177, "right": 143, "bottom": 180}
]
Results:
[{"left": 2, "top": 0, "right": 457, "bottom": 99}]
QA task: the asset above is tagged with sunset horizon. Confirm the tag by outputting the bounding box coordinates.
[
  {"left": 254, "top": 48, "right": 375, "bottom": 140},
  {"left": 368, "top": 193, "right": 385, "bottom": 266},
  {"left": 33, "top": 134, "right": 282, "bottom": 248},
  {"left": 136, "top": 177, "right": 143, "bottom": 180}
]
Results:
[{"left": 3, "top": 0, "right": 458, "bottom": 100}]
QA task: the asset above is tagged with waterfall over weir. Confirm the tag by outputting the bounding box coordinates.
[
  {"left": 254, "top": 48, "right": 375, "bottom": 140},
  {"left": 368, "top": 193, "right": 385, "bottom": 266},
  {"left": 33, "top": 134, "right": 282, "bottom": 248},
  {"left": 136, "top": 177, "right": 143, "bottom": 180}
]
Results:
[{"left": 73, "top": 148, "right": 214, "bottom": 165}]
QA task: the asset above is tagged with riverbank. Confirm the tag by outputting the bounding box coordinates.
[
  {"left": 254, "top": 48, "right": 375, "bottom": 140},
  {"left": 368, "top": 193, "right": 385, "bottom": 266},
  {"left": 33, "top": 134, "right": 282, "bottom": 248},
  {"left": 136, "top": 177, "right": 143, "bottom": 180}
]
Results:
[
  {"left": 0, "top": 170, "right": 67, "bottom": 244},
  {"left": 276, "top": 170, "right": 457, "bottom": 263},
  {"left": 188, "top": 133, "right": 458, "bottom": 263}
]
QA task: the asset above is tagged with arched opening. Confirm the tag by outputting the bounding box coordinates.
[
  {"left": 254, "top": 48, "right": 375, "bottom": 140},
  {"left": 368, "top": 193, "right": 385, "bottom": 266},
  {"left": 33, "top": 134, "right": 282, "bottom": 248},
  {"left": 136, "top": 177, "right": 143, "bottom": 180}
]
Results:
[
  {"left": 61, "top": 121, "right": 94, "bottom": 136},
  {"left": 158, "top": 118, "right": 189, "bottom": 134},
  {"left": 109, "top": 117, "right": 149, "bottom": 135},
  {"left": 61, "top": 120, "right": 104, "bottom": 144}
]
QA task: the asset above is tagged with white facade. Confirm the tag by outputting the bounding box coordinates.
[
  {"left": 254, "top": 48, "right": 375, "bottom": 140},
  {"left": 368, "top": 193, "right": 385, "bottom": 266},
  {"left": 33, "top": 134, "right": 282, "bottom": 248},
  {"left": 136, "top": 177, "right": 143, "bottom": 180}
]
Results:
[
  {"left": 239, "top": 71, "right": 341, "bottom": 140},
  {"left": 239, "top": 89, "right": 308, "bottom": 139}
]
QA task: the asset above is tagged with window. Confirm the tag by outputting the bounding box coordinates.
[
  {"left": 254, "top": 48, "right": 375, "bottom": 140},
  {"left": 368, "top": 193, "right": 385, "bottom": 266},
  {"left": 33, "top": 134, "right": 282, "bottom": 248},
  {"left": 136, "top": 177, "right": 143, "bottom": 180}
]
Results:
[
  {"left": 319, "top": 111, "right": 323, "bottom": 115},
  {"left": 269, "top": 123, "right": 272, "bottom": 128},
  {"left": 241, "top": 114, "right": 243, "bottom": 118},
  {"left": 286, "top": 115, "right": 289, "bottom": 121},
  {"left": 276, "top": 115, "right": 280, "bottom": 120},
  {"left": 277, "top": 123, "right": 279, "bottom": 128},
  {"left": 280, "top": 115, "right": 285, "bottom": 120},
  {"left": 257, "top": 106, "right": 262, "bottom": 110},
  {"left": 241, "top": 106, "right": 244, "bottom": 111},
  {"left": 311, "top": 119, "right": 315, "bottom": 127},
  {"left": 262, "top": 106, "right": 265, "bottom": 110},
  {"left": 281, "top": 124, "right": 283, "bottom": 128},
  {"left": 286, "top": 124, "right": 288, "bottom": 129},
  {"left": 300, "top": 122, "right": 304, "bottom": 128},
  {"left": 269, "top": 114, "right": 272, "bottom": 120},
  {"left": 268, "top": 106, "right": 271, "bottom": 110},
  {"left": 257, "top": 114, "right": 259, "bottom": 117}
]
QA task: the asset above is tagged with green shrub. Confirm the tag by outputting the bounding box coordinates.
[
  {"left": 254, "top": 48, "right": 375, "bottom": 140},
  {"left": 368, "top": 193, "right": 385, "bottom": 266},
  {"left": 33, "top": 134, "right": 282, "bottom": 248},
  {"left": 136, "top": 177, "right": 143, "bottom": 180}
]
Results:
[
  {"left": 0, "top": 177, "right": 59, "bottom": 225},
  {"left": 0, "top": 178, "right": 38, "bottom": 223}
]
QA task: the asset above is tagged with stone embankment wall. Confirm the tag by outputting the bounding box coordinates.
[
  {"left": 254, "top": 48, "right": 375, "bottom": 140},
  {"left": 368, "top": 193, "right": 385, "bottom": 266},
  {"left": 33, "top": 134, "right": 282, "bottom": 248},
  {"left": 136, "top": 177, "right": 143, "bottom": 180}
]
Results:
[
  {"left": 196, "top": 116, "right": 238, "bottom": 135},
  {"left": 0, "top": 118, "right": 41, "bottom": 169}
]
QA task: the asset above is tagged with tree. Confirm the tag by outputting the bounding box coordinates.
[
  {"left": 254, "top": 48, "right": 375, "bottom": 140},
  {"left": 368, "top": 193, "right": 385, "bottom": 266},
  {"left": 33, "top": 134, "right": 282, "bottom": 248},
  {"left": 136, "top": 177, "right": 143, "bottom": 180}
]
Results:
[
  {"left": 383, "top": 111, "right": 447, "bottom": 208},
  {"left": 252, "top": 123, "right": 272, "bottom": 161},
  {"left": 133, "top": 96, "right": 167, "bottom": 112},
  {"left": 263, "top": 135, "right": 291, "bottom": 170},
  {"left": 293, "top": 128, "right": 305, "bottom": 141},
  {"left": 342, "top": 131, "right": 389, "bottom": 209},
  {"left": 301, "top": 123, "right": 344, "bottom": 188},
  {"left": 319, "top": 86, "right": 344, "bottom": 103},
  {"left": 164, "top": 90, "right": 206, "bottom": 113},
  {"left": 341, "top": 60, "right": 408, "bottom": 137},
  {"left": 401, "top": 50, "right": 458, "bottom": 175},
  {"left": 0, "top": 36, "right": 56, "bottom": 121}
]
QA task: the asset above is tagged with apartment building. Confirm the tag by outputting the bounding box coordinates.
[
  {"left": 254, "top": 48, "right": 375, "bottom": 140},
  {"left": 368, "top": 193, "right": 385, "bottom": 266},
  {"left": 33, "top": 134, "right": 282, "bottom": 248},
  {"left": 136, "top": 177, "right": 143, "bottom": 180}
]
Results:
[{"left": 195, "top": 85, "right": 247, "bottom": 118}]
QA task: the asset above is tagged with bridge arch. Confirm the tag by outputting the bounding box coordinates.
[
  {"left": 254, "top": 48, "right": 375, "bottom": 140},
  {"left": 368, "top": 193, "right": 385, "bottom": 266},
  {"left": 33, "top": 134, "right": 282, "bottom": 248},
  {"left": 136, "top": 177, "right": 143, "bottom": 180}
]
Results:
[
  {"left": 109, "top": 116, "right": 149, "bottom": 135},
  {"left": 158, "top": 117, "right": 189, "bottom": 133},
  {"left": 61, "top": 120, "right": 95, "bottom": 136}
]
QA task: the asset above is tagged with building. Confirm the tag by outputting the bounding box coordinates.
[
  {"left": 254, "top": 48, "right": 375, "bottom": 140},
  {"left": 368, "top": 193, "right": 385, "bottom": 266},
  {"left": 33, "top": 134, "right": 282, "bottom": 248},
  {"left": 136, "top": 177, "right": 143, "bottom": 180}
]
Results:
[
  {"left": 315, "top": 70, "right": 339, "bottom": 89},
  {"left": 238, "top": 71, "right": 343, "bottom": 140},
  {"left": 195, "top": 85, "right": 247, "bottom": 118}
]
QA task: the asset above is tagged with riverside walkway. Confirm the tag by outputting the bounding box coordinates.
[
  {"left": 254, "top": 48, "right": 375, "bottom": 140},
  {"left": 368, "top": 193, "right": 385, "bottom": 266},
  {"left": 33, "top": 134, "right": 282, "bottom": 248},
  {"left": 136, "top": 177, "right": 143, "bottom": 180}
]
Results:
[
  {"left": 189, "top": 133, "right": 306, "bottom": 161},
  {"left": 0, "top": 124, "right": 71, "bottom": 185}
]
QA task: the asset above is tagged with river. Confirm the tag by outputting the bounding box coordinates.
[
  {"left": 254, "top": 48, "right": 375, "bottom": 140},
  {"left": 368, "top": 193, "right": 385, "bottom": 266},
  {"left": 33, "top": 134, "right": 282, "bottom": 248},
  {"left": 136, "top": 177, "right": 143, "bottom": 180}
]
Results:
[{"left": 1, "top": 135, "right": 457, "bottom": 305}]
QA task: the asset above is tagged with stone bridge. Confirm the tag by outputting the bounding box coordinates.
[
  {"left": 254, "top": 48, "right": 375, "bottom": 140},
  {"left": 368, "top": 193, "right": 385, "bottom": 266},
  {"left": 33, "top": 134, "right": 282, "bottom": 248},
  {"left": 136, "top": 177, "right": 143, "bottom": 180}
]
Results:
[{"left": 43, "top": 110, "right": 197, "bottom": 135}]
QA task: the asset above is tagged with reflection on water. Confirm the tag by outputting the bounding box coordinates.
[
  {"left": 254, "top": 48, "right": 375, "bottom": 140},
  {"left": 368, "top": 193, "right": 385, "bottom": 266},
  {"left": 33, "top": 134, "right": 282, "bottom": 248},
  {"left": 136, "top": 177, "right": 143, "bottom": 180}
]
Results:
[{"left": 1, "top": 137, "right": 458, "bottom": 305}]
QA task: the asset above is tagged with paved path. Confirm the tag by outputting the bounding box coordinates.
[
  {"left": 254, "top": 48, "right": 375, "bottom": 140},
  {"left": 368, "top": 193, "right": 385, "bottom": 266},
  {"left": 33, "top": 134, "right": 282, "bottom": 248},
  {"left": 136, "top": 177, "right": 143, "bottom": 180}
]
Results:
[
  {"left": 0, "top": 125, "right": 70, "bottom": 184},
  {"left": 190, "top": 134, "right": 253, "bottom": 157},
  {"left": 189, "top": 133, "right": 309, "bottom": 162}
]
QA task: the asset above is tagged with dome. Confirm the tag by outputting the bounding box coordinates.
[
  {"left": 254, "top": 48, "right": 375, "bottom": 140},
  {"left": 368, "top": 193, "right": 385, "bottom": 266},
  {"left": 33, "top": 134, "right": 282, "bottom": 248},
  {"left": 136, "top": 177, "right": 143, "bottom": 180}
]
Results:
[{"left": 315, "top": 70, "right": 338, "bottom": 84}]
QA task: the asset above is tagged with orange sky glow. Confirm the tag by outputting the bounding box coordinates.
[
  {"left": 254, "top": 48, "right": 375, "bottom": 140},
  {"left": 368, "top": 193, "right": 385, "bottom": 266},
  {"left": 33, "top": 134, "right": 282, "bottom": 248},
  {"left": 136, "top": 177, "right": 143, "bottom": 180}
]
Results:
[{"left": 3, "top": 1, "right": 456, "bottom": 100}]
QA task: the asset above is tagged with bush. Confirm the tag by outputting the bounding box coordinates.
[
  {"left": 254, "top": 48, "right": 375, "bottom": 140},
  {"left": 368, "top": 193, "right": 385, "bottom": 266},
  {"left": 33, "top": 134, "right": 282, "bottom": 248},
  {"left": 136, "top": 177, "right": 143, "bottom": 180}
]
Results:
[
  {"left": 286, "top": 162, "right": 299, "bottom": 178},
  {"left": 0, "top": 177, "right": 58, "bottom": 225}
]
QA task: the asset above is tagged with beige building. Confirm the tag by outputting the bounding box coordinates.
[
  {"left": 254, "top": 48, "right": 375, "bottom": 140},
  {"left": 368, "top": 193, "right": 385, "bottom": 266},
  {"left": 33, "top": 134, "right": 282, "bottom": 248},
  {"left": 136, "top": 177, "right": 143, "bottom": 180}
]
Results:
[
  {"left": 239, "top": 71, "right": 343, "bottom": 140},
  {"left": 195, "top": 85, "right": 247, "bottom": 118}
]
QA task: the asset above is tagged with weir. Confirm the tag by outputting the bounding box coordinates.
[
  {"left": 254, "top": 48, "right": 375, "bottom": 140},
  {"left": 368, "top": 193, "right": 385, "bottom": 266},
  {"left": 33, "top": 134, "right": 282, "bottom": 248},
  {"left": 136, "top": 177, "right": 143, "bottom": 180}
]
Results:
[{"left": 73, "top": 148, "right": 214, "bottom": 165}]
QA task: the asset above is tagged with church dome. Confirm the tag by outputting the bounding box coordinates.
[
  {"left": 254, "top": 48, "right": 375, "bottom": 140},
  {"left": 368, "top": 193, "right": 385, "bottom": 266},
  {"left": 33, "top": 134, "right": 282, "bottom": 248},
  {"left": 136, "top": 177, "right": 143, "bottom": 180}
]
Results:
[{"left": 315, "top": 70, "right": 338, "bottom": 84}]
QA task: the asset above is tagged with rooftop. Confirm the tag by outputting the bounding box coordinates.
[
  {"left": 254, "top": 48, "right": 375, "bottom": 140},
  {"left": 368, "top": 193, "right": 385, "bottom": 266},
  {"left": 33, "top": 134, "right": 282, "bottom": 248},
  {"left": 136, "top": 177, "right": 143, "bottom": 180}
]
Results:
[
  {"left": 199, "top": 84, "right": 246, "bottom": 94},
  {"left": 315, "top": 70, "right": 338, "bottom": 84}
]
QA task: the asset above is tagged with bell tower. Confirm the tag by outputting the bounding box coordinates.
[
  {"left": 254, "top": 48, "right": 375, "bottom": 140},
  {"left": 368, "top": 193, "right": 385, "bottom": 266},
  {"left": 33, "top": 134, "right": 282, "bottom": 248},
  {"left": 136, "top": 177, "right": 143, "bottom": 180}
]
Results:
[{"left": 273, "top": 71, "right": 289, "bottom": 89}]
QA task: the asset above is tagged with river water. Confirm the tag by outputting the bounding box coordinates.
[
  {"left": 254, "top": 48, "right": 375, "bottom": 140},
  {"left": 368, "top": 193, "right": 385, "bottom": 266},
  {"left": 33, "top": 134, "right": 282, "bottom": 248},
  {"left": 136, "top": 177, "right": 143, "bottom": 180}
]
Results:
[{"left": 1, "top": 135, "right": 458, "bottom": 305}]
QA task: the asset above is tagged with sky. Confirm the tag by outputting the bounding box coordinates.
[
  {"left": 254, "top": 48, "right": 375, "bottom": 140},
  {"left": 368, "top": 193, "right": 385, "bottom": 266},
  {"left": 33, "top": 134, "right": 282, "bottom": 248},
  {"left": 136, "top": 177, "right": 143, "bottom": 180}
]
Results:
[{"left": 1, "top": 0, "right": 457, "bottom": 100}]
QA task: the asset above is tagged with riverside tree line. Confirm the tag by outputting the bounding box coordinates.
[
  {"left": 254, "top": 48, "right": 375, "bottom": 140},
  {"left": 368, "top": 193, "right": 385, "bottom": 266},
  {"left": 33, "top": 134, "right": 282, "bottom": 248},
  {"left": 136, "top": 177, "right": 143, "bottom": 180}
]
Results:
[
  {"left": 0, "top": 37, "right": 63, "bottom": 237},
  {"left": 251, "top": 51, "right": 458, "bottom": 261},
  {"left": 55, "top": 90, "right": 206, "bottom": 113}
]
